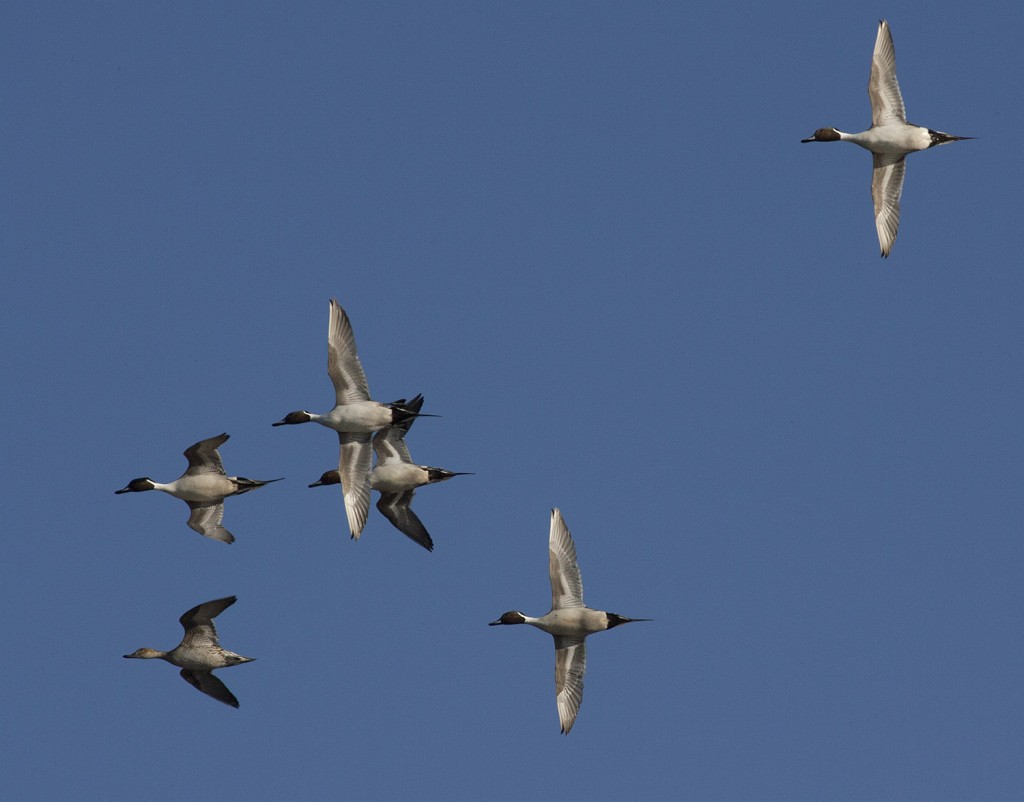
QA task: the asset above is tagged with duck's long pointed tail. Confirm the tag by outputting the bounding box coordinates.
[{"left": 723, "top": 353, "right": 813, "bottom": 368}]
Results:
[
  {"left": 928, "top": 129, "right": 975, "bottom": 146},
  {"left": 232, "top": 477, "right": 285, "bottom": 495}
]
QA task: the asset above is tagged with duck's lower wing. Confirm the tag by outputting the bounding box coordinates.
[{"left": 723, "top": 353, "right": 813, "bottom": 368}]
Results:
[
  {"left": 338, "top": 432, "right": 372, "bottom": 539},
  {"left": 376, "top": 490, "right": 434, "bottom": 551},
  {"left": 186, "top": 502, "right": 234, "bottom": 544},
  {"left": 872, "top": 153, "right": 905, "bottom": 258},
  {"left": 553, "top": 636, "right": 586, "bottom": 734},
  {"left": 179, "top": 669, "right": 240, "bottom": 708}
]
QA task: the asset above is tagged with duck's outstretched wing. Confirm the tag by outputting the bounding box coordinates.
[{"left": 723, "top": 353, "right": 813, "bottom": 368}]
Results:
[
  {"left": 178, "top": 596, "right": 236, "bottom": 647},
  {"left": 376, "top": 490, "right": 434, "bottom": 551},
  {"left": 185, "top": 501, "right": 234, "bottom": 544},
  {"left": 179, "top": 669, "right": 240, "bottom": 708},
  {"left": 327, "top": 298, "right": 371, "bottom": 404},
  {"left": 871, "top": 152, "right": 905, "bottom": 258},
  {"left": 549, "top": 508, "right": 584, "bottom": 610},
  {"left": 372, "top": 425, "right": 413, "bottom": 467},
  {"left": 869, "top": 20, "right": 906, "bottom": 127},
  {"left": 553, "top": 636, "right": 586, "bottom": 734},
  {"left": 338, "top": 432, "right": 372, "bottom": 539},
  {"left": 183, "top": 433, "right": 229, "bottom": 476}
]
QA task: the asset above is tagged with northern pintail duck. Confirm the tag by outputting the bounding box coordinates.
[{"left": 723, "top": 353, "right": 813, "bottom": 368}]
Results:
[
  {"left": 273, "top": 298, "right": 425, "bottom": 539},
  {"left": 489, "top": 508, "right": 650, "bottom": 734},
  {"left": 115, "top": 433, "right": 282, "bottom": 544},
  {"left": 801, "top": 20, "right": 972, "bottom": 257},
  {"left": 124, "top": 596, "right": 255, "bottom": 708},
  {"left": 308, "top": 395, "right": 470, "bottom": 551}
]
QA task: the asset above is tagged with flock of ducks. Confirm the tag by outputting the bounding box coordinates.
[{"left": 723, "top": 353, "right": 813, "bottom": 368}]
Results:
[
  {"left": 118, "top": 296, "right": 648, "bottom": 732},
  {"left": 118, "top": 20, "right": 971, "bottom": 731}
]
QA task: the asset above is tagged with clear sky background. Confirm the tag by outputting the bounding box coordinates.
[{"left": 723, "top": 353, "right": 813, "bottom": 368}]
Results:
[{"left": 4, "top": 2, "right": 1022, "bottom": 799}]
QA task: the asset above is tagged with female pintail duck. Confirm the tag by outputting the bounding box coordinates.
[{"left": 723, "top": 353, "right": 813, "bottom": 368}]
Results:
[
  {"left": 124, "top": 596, "right": 255, "bottom": 708},
  {"left": 489, "top": 508, "right": 650, "bottom": 734},
  {"left": 308, "top": 395, "right": 470, "bottom": 551},
  {"left": 801, "top": 20, "right": 973, "bottom": 257},
  {"left": 273, "top": 298, "right": 428, "bottom": 540},
  {"left": 115, "top": 433, "right": 282, "bottom": 544}
]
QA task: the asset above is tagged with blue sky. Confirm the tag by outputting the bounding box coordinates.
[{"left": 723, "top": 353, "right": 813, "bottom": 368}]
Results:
[{"left": 4, "top": 2, "right": 1023, "bottom": 799}]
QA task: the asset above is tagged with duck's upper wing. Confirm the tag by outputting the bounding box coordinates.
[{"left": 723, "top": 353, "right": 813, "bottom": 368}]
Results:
[
  {"left": 869, "top": 20, "right": 906, "bottom": 127},
  {"left": 327, "top": 298, "right": 371, "bottom": 405},
  {"left": 372, "top": 426, "right": 414, "bottom": 467},
  {"left": 553, "top": 636, "right": 586, "bottom": 734},
  {"left": 338, "top": 431, "right": 373, "bottom": 539},
  {"left": 185, "top": 501, "right": 234, "bottom": 544},
  {"left": 179, "top": 669, "right": 240, "bottom": 708},
  {"left": 376, "top": 490, "right": 434, "bottom": 551},
  {"left": 871, "top": 152, "right": 905, "bottom": 258},
  {"left": 178, "top": 596, "right": 236, "bottom": 648},
  {"left": 549, "top": 508, "right": 584, "bottom": 610},
  {"left": 183, "top": 433, "right": 229, "bottom": 476}
]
